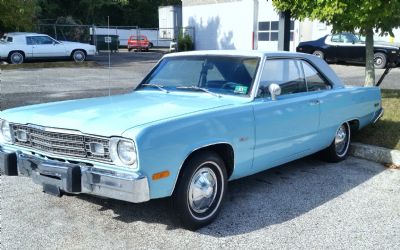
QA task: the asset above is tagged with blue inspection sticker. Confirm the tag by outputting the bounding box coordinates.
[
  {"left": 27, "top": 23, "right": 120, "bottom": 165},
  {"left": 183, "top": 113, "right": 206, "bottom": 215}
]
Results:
[{"left": 234, "top": 86, "right": 248, "bottom": 94}]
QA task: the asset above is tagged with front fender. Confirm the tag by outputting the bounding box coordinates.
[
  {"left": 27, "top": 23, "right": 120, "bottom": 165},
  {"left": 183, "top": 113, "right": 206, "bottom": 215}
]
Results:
[{"left": 122, "top": 104, "right": 255, "bottom": 199}]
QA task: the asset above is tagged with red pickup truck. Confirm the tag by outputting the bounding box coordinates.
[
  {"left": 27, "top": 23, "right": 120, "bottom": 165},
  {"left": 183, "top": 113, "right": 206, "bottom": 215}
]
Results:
[{"left": 127, "top": 35, "right": 152, "bottom": 51}]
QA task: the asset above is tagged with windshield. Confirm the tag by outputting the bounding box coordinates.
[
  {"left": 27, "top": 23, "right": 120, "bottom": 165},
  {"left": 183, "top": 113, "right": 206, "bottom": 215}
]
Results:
[{"left": 138, "top": 55, "right": 260, "bottom": 97}]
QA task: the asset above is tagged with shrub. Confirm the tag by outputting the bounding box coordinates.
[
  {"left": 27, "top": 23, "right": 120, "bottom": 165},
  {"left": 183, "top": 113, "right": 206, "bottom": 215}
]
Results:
[{"left": 178, "top": 33, "right": 193, "bottom": 51}]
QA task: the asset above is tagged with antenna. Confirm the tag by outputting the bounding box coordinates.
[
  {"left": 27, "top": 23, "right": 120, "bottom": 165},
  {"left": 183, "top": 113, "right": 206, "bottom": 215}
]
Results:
[{"left": 107, "top": 16, "right": 111, "bottom": 97}]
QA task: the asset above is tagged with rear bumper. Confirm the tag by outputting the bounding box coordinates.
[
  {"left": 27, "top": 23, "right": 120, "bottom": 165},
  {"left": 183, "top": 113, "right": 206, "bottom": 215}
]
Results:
[{"left": 0, "top": 148, "right": 150, "bottom": 203}]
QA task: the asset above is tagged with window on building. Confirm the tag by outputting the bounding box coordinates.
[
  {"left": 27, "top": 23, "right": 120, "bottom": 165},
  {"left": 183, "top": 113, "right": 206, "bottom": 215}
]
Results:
[{"left": 258, "top": 20, "right": 295, "bottom": 42}]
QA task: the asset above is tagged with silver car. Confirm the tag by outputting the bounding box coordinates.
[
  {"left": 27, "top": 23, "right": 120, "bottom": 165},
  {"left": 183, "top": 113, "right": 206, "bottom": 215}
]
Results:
[{"left": 0, "top": 32, "right": 96, "bottom": 64}]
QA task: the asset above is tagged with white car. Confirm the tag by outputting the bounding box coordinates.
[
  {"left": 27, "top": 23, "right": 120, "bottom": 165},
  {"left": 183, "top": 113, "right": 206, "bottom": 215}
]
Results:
[{"left": 0, "top": 32, "right": 96, "bottom": 64}]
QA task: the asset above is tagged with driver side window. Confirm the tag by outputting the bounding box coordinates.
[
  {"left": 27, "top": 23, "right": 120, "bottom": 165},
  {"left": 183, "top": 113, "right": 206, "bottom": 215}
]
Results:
[{"left": 258, "top": 59, "right": 307, "bottom": 97}]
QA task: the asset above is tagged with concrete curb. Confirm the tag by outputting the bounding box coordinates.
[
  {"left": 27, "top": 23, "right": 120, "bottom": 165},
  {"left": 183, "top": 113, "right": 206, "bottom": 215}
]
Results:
[{"left": 350, "top": 142, "right": 400, "bottom": 166}]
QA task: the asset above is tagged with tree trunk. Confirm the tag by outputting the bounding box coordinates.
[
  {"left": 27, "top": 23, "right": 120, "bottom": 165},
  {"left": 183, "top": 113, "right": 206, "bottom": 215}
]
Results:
[{"left": 364, "top": 28, "right": 375, "bottom": 86}]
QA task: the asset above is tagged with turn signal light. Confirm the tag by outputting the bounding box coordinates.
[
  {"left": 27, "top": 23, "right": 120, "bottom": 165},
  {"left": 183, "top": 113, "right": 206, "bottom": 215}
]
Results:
[{"left": 152, "top": 171, "right": 170, "bottom": 180}]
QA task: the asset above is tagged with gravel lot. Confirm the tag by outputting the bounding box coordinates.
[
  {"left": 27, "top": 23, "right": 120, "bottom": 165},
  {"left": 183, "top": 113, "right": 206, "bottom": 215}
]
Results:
[
  {"left": 1, "top": 52, "right": 400, "bottom": 249},
  {"left": 2, "top": 157, "right": 400, "bottom": 249}
]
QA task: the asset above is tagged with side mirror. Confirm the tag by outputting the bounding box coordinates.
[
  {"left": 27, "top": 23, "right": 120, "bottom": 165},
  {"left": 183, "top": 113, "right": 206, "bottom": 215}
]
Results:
[{"left": 268, "top": 83, "right": 281, "bottom": 101}]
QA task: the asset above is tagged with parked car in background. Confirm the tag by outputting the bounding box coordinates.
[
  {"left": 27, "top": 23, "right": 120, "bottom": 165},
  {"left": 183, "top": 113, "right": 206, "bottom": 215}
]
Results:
[
  {"left": 297, "top": 33, "right": 400, "bottom": 69},
  {"left": 0, "top": 32, "right": 96, "bottom": 64},
  {"left": 127, "top": 35, "right": 152, "bottom": 51},
  {"left": 0, "top": 51, "right": 383, "bottom": 230}
]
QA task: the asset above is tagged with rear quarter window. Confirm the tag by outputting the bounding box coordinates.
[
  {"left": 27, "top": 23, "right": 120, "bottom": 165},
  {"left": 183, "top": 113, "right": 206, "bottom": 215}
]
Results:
[{"left": 6, "top": 37, "right": 13, "bottom": 42}]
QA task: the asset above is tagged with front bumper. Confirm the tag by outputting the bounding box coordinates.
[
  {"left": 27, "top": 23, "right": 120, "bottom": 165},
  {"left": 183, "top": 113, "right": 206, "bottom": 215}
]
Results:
[{"left": 0, "top": 148, "right": 150, "bottom": 203}]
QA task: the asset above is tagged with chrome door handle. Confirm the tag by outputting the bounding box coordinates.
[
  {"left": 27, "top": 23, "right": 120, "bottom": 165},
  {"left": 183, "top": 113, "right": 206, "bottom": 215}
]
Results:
[{"left": 309, "top": 99, "right": 320, "bottom": 105}]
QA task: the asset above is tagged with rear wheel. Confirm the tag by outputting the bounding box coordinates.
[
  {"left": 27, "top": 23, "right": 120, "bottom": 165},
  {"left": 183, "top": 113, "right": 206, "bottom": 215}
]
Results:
[
  {"left": 173, "top": 151, "right": 227, "bottom": 230},
  {"left": 312, "top": 50, "right": 325, "bottom": 60},
  {"left": 374, "top": 52, "right": 387, "bottom": 69},
  {"left": 71, "top": 50, "right": 86, "bottom": 62},
  {"left": 8, "top": 51, "right": 24, "bottom": 64},
  {"left": 321, "top": 122, "right": 351, "bottom": 163}
]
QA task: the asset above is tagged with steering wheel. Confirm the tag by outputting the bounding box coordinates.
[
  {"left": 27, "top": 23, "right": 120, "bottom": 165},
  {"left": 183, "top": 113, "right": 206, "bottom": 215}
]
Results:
[{"left": 221, "top": 82, "right": 240, "bottom": 89}]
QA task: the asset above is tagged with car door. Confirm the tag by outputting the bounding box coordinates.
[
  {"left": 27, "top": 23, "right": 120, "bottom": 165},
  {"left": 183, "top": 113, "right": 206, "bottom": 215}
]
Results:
[
  {"left": 340, "top": 33, "right": 364, "bottom": 62},
  {"left": 31, "top": 36, "right": 65, "bottom": 58},
  {"left": 252, "top": 58, "right": 320, "bottom": 171},
  {"left": 24, "top": 36, "right": 35, "bottom": 58}
]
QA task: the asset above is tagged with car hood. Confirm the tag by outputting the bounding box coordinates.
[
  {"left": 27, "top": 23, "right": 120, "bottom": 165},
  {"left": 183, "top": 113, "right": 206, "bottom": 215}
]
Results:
[{"left": 0, "top": 91, "right": 246, "bottom": 136}]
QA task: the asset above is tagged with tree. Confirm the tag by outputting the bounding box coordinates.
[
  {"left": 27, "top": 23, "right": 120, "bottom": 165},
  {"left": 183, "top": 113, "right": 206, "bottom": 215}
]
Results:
[
  {"left": 272, "top": 0, "right": 400, "bottom": 86},
  {"left": 0, "top": 0, "right": 39, "bottom": 33}
]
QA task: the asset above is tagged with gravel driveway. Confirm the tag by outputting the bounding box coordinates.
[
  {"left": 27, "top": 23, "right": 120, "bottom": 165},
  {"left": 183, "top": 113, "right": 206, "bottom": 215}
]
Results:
[
  {"left": 2, "top": 157, "right": 400, "bottom": 249},
  {"left": 1, "top": 52, "right": 400, "bottom": 249}
]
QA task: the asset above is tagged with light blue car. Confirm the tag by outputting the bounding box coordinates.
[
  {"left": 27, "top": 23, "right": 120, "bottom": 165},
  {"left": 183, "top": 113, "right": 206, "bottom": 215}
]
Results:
[{"left": 0, "top": 51, "right": 383, "bottom": 229}]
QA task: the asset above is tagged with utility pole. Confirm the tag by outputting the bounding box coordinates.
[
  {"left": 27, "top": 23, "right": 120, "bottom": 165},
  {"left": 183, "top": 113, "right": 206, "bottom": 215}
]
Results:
[{"left": 278, "top": 11, "right": 291, "bottom": 51}]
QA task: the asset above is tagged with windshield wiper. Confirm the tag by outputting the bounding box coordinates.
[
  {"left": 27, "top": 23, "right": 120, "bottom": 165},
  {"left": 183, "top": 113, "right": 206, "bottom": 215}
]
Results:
[
  {"left": 176, "top": 86, "right": 221, "bottom": 97},
  {"left": 140, "top": 84, "right": 169, "bottom": 93}
]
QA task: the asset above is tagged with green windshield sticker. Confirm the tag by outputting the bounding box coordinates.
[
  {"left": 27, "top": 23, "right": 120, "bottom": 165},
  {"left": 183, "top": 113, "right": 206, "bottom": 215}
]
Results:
[{"left": 234, "top": 86, "right": 248, "bottom": 94}]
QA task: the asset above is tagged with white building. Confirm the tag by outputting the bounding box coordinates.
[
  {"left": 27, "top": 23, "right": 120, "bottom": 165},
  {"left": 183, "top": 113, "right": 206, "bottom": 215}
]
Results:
[
  {"left": 159, "top": 5, "right": 182, "bottom": 39},
  {"left": 182, "top": 0, "right": 400, "bottom": 51}
]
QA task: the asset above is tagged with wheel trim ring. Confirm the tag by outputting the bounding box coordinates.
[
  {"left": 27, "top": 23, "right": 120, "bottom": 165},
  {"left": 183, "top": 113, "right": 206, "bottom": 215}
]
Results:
[
  {"left": 186, "top": 161, "right": 224, "bottom": 221},
  {"left": 335, "top": 123, "right": 350, "bottom": 157}
]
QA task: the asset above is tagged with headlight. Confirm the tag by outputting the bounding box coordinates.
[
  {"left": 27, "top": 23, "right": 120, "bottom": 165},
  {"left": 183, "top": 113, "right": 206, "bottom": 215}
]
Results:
[
  {"left": 0, "top": 119, "right": 12, "bottom": 143},
  {"left": 110, "top": 138, "right": 137, "bottom": 168}
]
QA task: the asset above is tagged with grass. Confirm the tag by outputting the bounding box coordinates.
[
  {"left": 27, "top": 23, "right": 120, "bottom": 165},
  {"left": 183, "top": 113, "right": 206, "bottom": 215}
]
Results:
[
  {"left": 353, "top": 89, "right": 400, "bottom": 150},
  {"left": 0, "top": 60, "right": 99, "bottom": 70}
]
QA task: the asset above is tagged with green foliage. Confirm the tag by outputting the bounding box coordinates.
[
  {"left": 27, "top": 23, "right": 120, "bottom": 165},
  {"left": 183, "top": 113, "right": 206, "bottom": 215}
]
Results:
[
  {"left": 37, "top": 0, "right": 182, "bottom": 27},
  {"left": 271, "top": 0, "right": 400, "bottom": 37},
  {"left": 178, "top": 33, "right": 193, "bottom": 51},
  {"left": 0, "top": 0, "right": 39, "bottom": 32},
  {"left": 0, "top": 0, "right": 182, "bottom": 32},
  {"left": 272, "top": 0, "right": 400, "bottom": 86}
]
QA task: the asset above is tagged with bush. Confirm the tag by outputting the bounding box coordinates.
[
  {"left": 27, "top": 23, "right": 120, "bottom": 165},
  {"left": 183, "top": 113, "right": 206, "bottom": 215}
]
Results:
[{"left": 178, "top": 33, "right": 193, "bottom": 51}]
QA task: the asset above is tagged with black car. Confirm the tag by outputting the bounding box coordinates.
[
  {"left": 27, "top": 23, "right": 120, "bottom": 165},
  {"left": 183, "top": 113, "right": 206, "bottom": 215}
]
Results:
[{"left": 296, "top": 33, "right": 400, "bottom": 69}]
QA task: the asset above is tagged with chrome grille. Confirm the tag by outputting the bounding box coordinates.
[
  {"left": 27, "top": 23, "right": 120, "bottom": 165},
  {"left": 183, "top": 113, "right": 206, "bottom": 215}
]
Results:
[{"left": 11, "top": 124, "right": 111, "bottom": 162}]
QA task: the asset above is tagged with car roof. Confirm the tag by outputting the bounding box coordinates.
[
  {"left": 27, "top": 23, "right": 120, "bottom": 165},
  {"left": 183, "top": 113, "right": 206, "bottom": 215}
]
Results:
[
  {"left": 163, "top": 50, "right": 307, "bottom": 58},
  {"left": 5, "top": 32, "right": 46, "bottom": 37}
]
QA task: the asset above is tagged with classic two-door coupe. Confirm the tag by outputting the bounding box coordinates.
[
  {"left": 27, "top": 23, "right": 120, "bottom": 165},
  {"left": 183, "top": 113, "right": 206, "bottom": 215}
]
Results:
[
  {"left": 0, "top": 51, "right": 383, "bottom": 229},
  {"left": 0, "top": 32, "right": 96, "bottom": 64},
  {"left": 296, "top": 33, "right": 400, "bottom": 69}
]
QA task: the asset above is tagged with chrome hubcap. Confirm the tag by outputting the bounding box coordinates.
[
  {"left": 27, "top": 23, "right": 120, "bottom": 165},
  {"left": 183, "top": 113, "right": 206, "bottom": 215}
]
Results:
[
  {"left": 313, "top": 51, "right": 322, "bottom": 58},
  {"left": 375, "top": 57, "right": 382, "bottom": 65},
  {"left": 12, "top": 54, "right": 22, "bottom": 63},
  {"left": 335, "top": 125, "right": 348, "bottom": 155},
  {"left": 188, "top": 167, "right": 218, "bottom": 213},
  {"left": 74, "top": 52, "right": 84, "bottom": 61}
]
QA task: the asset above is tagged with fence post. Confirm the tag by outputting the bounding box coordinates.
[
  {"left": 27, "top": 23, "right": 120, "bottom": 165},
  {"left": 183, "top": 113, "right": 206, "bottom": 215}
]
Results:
[{"left": 53, "top": 25, "right": 57, "bottom": 39}]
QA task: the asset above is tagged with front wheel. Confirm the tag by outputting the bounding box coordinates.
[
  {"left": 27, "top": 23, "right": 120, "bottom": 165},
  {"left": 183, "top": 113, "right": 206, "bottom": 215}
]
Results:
[
  {"left": 173, "top": 151, "right": 227, "bottom": 230},
  {"left": 72, "top": 50, "right": 86, "bottom": 62},
  {"left": 321, "top": 122, "right": 351, "bottom": 163}
]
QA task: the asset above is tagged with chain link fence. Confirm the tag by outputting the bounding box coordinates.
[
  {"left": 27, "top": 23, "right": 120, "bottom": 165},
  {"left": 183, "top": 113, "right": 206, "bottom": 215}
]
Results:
[{"left": 37, "top": 24, "right": 194, "bottom": 51}]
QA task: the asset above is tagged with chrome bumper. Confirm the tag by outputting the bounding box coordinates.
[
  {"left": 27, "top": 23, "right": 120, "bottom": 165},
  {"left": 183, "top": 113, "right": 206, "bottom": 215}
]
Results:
[{"left": 0, "top": 149, "right": 150, "bottom": 203}]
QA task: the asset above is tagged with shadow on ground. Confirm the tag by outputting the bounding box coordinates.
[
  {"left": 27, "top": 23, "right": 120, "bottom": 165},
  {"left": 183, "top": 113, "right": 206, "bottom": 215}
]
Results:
[{"left": 78, "top": 156, "right": 384, "bottom": 237}]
